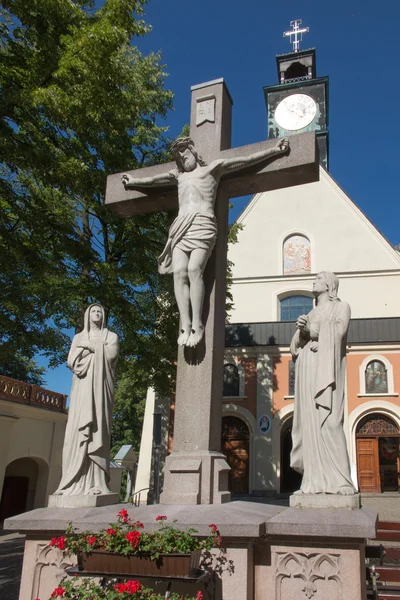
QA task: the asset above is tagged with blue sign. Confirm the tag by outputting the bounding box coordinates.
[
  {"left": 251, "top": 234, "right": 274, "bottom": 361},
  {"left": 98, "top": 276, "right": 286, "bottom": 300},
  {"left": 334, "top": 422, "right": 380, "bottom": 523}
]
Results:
[{"left": 259, "top": 414, "right": 271, "bottom": 434}]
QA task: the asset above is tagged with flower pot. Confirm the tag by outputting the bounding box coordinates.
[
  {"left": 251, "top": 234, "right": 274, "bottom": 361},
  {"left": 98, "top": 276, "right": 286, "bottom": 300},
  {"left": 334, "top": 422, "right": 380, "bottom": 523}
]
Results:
[{"left": 78, "top": 550, "right": 201, "bottom": 578}]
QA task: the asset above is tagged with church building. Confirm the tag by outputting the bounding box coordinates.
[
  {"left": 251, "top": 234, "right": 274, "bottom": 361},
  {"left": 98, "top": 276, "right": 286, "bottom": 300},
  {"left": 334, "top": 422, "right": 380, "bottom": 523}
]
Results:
[
  {"left": 222, "top": 25, "right": 400, "bottom": 497},
  {"left": 135, "top": 23, "right": 400, "bottom": 503}
]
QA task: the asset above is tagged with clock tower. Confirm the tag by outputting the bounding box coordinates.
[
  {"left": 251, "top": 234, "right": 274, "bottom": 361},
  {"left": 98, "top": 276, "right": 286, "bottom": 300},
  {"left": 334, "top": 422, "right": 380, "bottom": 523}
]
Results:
[{"left": 264, "top": 21, "right": 329, "bottom": 169}]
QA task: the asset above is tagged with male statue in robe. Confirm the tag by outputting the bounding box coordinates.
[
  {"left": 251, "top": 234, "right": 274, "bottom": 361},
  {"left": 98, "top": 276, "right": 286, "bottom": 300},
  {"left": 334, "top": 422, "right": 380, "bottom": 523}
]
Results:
[
  {"left": 290, "top": 271, "right": 356, "bottom": 495},
  {"left": 122, "top": 136, "right": 289, "bottom": 347},
  {"left": 55, "top": 304, "right": 119, "bottom": 496}
]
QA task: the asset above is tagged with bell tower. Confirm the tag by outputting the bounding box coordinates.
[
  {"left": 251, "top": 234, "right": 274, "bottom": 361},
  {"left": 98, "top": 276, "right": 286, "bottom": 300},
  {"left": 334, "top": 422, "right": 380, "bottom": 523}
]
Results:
[{"left": 264, "top": 20, "right": 329, "bottom": 169}]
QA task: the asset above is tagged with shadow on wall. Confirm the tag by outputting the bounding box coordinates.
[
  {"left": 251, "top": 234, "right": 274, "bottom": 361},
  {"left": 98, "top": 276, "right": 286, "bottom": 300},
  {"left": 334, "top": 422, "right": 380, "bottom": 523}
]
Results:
[
  {"left": 225, "top": 324, "right": 256, "bottom": 347},
  {"left": 222, "top": 344, "right": 283, "bottom": 495}
]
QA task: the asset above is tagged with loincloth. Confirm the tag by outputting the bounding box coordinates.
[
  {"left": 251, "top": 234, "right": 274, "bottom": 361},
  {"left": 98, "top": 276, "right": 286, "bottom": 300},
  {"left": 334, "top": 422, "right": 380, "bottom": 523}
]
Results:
[{"left": 158, "top": 213, "right": 217, "bottom": 275}]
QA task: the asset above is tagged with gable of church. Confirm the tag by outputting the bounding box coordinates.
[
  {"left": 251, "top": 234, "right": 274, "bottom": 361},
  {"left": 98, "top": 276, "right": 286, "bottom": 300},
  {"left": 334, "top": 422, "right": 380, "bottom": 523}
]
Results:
[{"left": 229, "top": 167, "right": 400, "bottom": 280}]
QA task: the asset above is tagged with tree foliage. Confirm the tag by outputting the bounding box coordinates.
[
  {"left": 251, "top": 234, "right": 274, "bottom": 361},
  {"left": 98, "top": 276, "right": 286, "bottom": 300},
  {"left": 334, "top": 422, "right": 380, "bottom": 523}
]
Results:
[
  {"left": 0, "top": 2, "right": 243, "bottom": 454},
  {"left": 0, "top": 0, "right": 177, "bottom": 388}
]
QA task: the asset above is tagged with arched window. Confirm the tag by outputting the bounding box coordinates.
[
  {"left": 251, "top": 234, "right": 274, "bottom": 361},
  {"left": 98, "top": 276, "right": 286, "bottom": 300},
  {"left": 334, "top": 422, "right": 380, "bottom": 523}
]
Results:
[
  {"left": 280, "top": 295, "right": 313, "bottom": 322},
  {"left": 283, "top": 234, "right": 311, "bottom": 275},
  {"left": 365, "top": 361, "right": 388, "bottom": 394},
  {"left": 223, "top": 363, "right": 240, "bottom": 397},
  {"left": 356, "top": 413, "right": 398, "bottom": 435}
]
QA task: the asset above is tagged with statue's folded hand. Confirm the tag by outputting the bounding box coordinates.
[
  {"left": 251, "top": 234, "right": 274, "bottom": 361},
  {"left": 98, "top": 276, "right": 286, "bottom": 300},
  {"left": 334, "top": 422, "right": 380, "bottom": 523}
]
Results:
[
  {"left": 310, "top": 341, "right": 319, "bottom": 352},
  {"left": 296, "top": 314, "right": 310, "bottom": 333},
  {"left": 78, "top": 342, "right": 95, "bottom": 353}
]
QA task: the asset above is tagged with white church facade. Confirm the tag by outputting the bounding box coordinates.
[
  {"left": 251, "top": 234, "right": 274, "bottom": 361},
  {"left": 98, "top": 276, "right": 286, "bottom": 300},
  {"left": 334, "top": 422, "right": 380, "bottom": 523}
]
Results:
[{"left": 222, "top": 165, "right": 400, "bottom": 497}]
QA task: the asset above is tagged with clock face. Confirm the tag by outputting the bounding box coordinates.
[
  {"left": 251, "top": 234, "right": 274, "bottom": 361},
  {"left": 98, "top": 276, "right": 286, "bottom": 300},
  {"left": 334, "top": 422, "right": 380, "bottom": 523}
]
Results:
[{"left": 275, "top": 94, "right": 317, "bottom": 131}]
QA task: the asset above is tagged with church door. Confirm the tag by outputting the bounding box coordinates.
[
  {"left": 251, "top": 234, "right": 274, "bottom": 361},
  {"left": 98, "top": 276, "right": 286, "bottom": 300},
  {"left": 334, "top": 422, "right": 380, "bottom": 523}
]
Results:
[
  {"left": 356, "top": 414, "right": 400, "bottom": 493},
  {"left": 356, "top": 438, "right": 380, "bottom": 493},
  {"left": 222, "top": 416, "right": 249, "bottom": 494}
]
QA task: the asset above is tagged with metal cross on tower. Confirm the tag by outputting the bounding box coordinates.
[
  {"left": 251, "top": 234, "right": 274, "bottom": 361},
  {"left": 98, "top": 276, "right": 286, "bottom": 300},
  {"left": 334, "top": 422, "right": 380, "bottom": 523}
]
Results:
[{"left": 283, "top": 19, "right": 309, "bottom": 53}]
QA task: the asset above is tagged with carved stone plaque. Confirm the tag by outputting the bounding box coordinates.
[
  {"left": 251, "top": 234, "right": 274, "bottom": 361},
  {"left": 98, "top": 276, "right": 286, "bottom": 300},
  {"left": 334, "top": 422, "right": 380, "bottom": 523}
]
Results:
[
  {"left": 196, "top": 96, "right": 215, "bottom": 126},
  {"left": 275, "top": 551, "right": 342, "bottom": 600}
]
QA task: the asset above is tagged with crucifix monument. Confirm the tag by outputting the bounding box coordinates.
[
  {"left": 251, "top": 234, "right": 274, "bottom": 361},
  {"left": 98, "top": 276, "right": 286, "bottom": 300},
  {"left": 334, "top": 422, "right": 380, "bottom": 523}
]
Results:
[
  {"left": 122, "top": 135, "right": 289, "bottom": 348},
  {"left": 105, "top": 78, "right": 319, "bottom": 504}
]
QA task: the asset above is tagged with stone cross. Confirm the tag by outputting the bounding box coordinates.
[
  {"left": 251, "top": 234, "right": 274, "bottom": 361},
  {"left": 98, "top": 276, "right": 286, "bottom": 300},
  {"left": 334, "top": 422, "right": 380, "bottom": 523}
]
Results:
[{"left": 105, "top": 78, "right": 319, "bottom": 505}]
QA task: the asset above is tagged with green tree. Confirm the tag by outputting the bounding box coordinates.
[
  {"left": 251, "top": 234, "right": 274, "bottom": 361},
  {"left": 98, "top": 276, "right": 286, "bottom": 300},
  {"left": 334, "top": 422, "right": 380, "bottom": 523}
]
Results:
[{"left": 0, "top": 0, "right": 177, "bottom": 389}]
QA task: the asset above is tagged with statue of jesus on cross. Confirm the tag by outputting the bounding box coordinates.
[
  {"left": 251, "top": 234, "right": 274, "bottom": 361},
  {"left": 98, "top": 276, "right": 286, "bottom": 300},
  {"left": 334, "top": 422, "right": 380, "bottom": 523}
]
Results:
[{"left": 122, "top": 135, "right": 289, "bottom": 347}]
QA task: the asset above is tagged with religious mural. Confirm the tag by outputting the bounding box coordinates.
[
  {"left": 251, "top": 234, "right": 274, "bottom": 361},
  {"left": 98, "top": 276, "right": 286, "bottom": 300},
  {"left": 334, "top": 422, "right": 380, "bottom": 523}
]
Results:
[
  {"left": 365, "top": 361, "right": 388, "bottom": 394},
  {"left": 283, "top": 234, "right": 311, "bottom": 275}
]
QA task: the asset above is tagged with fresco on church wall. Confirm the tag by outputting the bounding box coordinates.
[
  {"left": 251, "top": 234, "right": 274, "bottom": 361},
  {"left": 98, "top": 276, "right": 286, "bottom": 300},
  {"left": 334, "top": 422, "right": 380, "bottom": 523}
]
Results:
[{"left": 283, "top": 234, "right": 311, "bottom": 275}]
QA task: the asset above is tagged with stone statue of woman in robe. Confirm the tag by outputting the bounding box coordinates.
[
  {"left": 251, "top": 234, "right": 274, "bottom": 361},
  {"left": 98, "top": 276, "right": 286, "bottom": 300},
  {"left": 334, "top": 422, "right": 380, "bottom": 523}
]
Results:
[
  {"left": 54, "top": 304, "right": 119, "bottom": 497},
  {"left": 290, "top": 272, "right": 356, "bottom": 496}
]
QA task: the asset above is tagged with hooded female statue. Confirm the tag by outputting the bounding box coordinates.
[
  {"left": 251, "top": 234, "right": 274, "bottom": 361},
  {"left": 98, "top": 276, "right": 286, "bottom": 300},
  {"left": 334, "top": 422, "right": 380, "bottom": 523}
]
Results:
[
  {"left": 290, "top": 272, "right": 356, "bottom": 495},
  {"left": 55, "top": 304, "right": 119, "bottom": 496}
]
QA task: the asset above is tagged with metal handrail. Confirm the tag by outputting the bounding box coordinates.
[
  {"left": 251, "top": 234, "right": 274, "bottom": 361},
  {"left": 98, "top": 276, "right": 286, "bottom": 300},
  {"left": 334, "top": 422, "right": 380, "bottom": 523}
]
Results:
[{"left": 130, "top": 487, "right": 150, "bottom": 507}]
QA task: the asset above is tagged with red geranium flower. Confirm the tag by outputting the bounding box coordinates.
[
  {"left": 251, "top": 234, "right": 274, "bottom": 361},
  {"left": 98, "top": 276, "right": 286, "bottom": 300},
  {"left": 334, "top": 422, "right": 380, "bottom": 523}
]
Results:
[
  {"left": 106, "top": 528, "right": 117, "bottom": 536},
  {"left": 86, "top": 535, "right": 96, "bottom": 546},
  {"left": 125, "top": 530, "right": 141, "bottom": 549},
  {"left": 155, "top": 515, "right": 167, "bottom": 521},
  {"left": 217, "top": 535, "right": 222, "bottom": 547},
  {"left": 114, "top": 580, "right": 142, "bottom": 594},
  {"left": 51, "top": 587, "right": 65, "bottom": 598},
  {"left": 117, "top": 509, "right": 129, "bottom": 522},
  {"left": 49, "top": 536, "right": 65, "bottom": 550},
  {"left": 57, "top": 537, "right": 66, "bottom": 550},
  {"left": 197, "top": 592, "right": 204, "bottom": 600},
  {"left": 124, "top": 580, "right": 142, "bottom": 593},
  {"left": 208, "top": 524, "right": 218, "bottom": 533}
]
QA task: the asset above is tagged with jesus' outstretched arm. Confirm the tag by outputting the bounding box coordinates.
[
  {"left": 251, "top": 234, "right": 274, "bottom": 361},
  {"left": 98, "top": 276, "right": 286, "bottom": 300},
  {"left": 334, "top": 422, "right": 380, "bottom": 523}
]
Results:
[
  {"left": 121, "top": 170, "right": 177, "bottom": 188},
  {"left": 214, "top": 137, "right": 289, "bottom": 175}
]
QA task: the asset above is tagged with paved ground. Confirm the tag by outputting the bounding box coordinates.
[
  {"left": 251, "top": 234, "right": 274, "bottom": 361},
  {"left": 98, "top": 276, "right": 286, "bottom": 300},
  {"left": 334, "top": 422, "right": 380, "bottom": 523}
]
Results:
[
  {"left": 1, "top": 494, "right": 399, "bottom": 600},
  {"left": 0, "top": 531, "right": 25, "bottom": 600}
]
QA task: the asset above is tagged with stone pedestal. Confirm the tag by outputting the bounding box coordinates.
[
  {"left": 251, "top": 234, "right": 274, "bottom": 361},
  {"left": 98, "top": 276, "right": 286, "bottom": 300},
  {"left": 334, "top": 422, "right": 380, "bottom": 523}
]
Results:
[
  {"left": 256, "top": 507, "right": 378, "bottom": 600},
  {"left": 290, "top": 492, "right": 361, "bottom": 510},
  {"left": 48, "top": 493, "right": 119, "bottom": 508},
  {"left": 4, "top": 502, "right": 377, "bottom": 600},
  {"left": 160, "top": 451, "right": 231, "bottom": 505}
]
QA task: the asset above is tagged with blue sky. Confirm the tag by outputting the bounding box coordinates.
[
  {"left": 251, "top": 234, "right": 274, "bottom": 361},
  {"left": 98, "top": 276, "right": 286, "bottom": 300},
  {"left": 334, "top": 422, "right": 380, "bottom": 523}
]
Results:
[{"left": 41, "top": 0, "right": 400, "bottom": 395}]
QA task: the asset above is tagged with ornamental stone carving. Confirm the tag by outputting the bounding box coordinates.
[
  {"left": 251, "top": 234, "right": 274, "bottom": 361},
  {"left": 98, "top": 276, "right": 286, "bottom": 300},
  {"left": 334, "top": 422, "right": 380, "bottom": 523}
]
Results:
[
  {"left": 32, "top": 543, "right": 75, "bottom": 600},
  {"left": 275, "top": 551, "right": 342, "bottom": 600}
]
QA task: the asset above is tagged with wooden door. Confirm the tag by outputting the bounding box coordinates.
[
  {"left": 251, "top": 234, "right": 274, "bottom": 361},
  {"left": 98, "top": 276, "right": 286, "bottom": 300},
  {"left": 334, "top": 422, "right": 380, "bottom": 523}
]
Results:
[
  {"left": 222, "top": 417, "right": 249, "bottom": 494},
  {"left": 356, "top": 438, "right": 380, "bottom": 493},
  {"left": 223, "top": 439, "right": 249, "bottom": 493}
]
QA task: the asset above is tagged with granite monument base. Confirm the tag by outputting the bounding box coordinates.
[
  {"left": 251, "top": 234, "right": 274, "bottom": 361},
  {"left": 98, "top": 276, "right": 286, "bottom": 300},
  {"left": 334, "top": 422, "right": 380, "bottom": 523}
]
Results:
[
  {"left": 48, "top": 492, "right": 119, "bottom": 508},
  {"left": 5, "top": 502, "right": 376, "bottom": 600},
  {"left": 290, "top": 492, "right": 361, "bottom": 510},
  {"left": 160, "top": 451, "right": 231, "bottom": 505}
]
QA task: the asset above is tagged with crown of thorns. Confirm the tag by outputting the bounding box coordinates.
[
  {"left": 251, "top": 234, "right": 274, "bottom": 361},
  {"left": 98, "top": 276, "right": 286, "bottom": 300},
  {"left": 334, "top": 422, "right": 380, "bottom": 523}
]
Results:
[{"left": 171, "top": 137, "right": 194, "bottom": 154}]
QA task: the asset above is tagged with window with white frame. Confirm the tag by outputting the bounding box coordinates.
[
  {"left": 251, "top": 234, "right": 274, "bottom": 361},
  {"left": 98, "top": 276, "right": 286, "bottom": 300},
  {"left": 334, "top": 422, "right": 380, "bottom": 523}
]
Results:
[{"left": 280, "top": 295, "right": 313, "bottom": 321}]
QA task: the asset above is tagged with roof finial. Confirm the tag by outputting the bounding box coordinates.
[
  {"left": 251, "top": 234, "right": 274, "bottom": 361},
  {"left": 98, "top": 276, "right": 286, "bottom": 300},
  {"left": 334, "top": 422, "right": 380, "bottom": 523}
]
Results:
[{"left": 283, "top": 19, "right": 309, "bottom": 53}]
